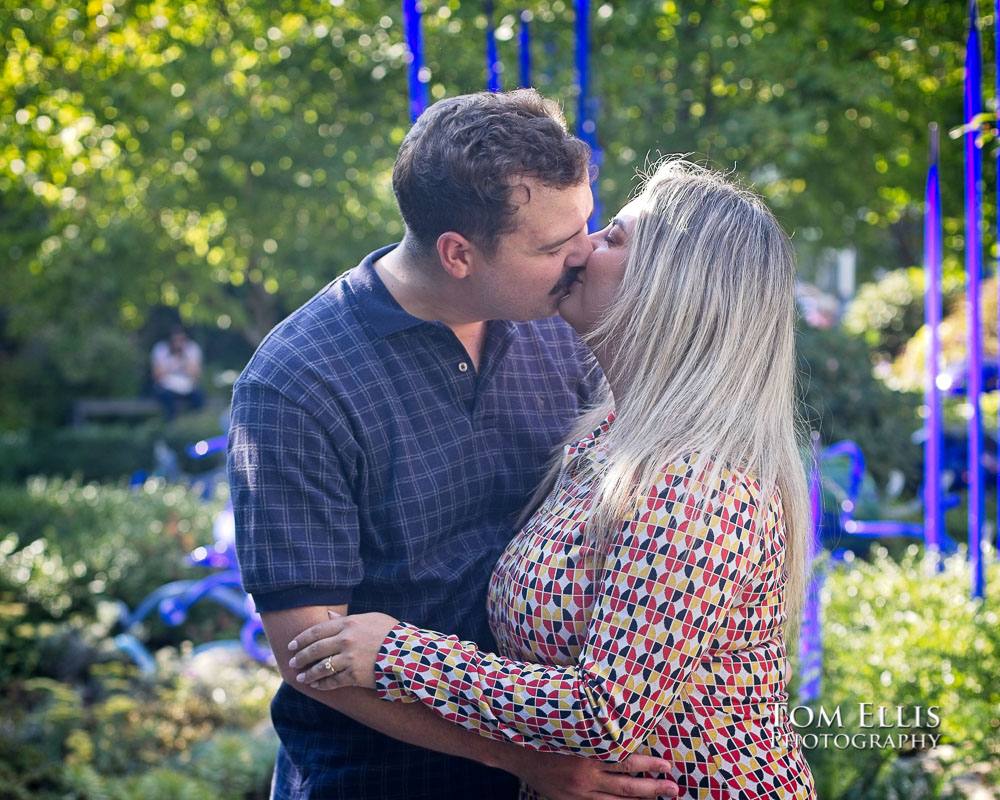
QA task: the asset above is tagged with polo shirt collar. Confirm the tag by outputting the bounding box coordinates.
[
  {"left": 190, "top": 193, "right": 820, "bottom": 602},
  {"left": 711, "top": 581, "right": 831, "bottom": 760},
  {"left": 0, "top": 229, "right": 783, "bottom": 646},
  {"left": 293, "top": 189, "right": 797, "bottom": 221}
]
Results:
[
  {"left": 347, "top": 244, "right": 517, "bottom": 347},
  {"left": 347, "top": 244, "right": 433, "bottom": 339}
]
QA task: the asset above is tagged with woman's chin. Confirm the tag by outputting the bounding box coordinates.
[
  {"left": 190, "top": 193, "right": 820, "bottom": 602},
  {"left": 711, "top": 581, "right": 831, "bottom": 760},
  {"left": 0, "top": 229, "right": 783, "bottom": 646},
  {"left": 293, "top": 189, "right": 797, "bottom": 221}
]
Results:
[{"left": 557, "top": 297, "right": 586, "bottom": 335}]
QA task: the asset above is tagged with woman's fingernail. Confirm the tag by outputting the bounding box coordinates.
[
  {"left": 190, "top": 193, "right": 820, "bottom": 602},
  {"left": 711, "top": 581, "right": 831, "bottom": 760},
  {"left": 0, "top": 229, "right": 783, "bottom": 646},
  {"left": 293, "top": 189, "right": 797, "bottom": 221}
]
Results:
[
  {"left": 310, "top": 682, "right": 319, "bottom": 688},
  {"left": 288, "top": 658, "right": 297, "bottom": 668},
  {"left": 327, "top": 610, "right": 340, "bottom": 618},
  {"left": 288, "top": 640, "right": 298, "bottom": 651},
  {"left": 295, "top": 673, "right": 306, "bottom": 683}
]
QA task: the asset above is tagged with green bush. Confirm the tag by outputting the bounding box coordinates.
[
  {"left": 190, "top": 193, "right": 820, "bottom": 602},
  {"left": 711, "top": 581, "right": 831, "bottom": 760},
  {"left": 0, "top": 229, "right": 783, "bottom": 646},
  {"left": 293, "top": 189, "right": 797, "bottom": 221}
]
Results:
[
  {"left": 0, "top": 426, "right": 158, "bottom": 485},
  {"left": 794, "top": 544, "right": 1000, "bottom": 799},
  {"left": 0, "top": 476, "right": 276, "bottom": 799},
  {"left": 0, "top": 478, "right": 228, "bottom": 683},
  {"left": 1, "top": 659, "right": 278, "bottom": 800},
  {"left": 0, "top": 409, "right": 227, "bottom": 484},
  {"left": 841, "top": 267, "right": 963, "bottom": 363},
  {"left": 0, "top": 324, "right": 146, "bottom": 432}
]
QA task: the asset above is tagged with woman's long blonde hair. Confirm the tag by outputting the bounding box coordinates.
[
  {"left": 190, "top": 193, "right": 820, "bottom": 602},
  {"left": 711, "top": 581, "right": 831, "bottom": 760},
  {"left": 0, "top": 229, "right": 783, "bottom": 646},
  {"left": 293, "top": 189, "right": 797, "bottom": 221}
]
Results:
[{"left": 535, "top": 157, "right": 811, "bottom": 628}]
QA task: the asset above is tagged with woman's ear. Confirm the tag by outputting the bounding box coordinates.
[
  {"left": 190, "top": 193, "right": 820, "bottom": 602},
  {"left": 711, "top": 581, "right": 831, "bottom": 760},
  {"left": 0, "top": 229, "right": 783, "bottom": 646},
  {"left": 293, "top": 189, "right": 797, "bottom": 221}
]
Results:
[{"left": 436, "top": 232, "right": 476, "bottom": 280}]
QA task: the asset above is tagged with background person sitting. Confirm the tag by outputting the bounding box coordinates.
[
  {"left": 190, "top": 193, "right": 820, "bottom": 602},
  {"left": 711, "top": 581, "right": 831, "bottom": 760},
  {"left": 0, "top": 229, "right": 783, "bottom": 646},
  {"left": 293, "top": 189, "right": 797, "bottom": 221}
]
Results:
[{"left": 151, "top": 326, "right": 205, "bottom": 420}]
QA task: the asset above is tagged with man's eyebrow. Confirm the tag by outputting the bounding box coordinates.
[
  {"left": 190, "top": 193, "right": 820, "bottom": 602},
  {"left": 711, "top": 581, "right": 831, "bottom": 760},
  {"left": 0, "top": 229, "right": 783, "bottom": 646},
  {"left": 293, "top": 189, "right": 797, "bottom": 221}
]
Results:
[{"left": 536, "top": 229, "right": 580, "bottom": 252}]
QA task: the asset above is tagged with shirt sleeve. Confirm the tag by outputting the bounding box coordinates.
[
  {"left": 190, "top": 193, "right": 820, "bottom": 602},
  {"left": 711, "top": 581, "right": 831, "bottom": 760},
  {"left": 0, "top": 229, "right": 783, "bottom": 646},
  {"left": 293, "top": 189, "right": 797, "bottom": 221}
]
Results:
[
  {"left": 187, "top": 341, "right": 203, "bottom": 369},
  {"left": 228, "top": 379, "right": 364, "bottom": 611},
  {"left": 373, "top": 458, "right": 764, "bottom": 761},
  {"left": 151, "top": 342, "right": 166, "bottom": 369}
]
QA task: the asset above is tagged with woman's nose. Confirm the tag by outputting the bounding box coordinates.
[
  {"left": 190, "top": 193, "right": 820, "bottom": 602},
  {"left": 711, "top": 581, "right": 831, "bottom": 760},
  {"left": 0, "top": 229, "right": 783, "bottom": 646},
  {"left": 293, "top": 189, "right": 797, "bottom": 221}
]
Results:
[{"left": 587, "top": 224, "right": 609, "bottom": 246}]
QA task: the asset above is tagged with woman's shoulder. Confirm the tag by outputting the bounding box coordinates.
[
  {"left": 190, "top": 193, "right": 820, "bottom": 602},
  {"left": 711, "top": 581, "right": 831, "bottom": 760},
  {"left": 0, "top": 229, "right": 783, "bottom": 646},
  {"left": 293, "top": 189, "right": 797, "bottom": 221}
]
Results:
[
  {"left": 562, "top": 411, "right": 616, "bottom": 468},
  {"left": 629, "top": 456, "right": 770, "bottom": 568},
  {"left": 647, "top": 453, "right": 773, "bottom": 516}
]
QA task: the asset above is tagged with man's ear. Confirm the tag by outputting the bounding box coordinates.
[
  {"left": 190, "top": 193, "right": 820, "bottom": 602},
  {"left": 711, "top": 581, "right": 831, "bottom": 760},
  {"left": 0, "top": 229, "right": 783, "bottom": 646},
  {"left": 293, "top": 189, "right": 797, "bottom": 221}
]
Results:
[{"left": 436, "top": 232, "right": 476, "bottom": 280}]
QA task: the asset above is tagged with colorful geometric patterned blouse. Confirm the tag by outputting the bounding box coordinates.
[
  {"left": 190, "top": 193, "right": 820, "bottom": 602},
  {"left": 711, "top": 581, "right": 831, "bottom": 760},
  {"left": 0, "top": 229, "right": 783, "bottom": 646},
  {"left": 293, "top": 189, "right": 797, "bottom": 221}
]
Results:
[{"left": 375, "top": 414, "right": 816, "bottom": 800}]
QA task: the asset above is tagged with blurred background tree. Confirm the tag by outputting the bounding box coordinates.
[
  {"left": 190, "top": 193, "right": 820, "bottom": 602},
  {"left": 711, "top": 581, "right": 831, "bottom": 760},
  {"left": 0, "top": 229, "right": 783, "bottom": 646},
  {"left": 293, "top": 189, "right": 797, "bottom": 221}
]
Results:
[{"left": 0, "top": 0, "right": 984, "bottom": 429}]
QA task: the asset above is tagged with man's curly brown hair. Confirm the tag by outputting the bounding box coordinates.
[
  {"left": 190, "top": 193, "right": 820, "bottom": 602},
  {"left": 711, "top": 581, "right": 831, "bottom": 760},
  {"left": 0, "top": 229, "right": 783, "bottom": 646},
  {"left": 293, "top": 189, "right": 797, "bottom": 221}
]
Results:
[{"left": 392, "top": 89, "right": 593, "bottom": 258}]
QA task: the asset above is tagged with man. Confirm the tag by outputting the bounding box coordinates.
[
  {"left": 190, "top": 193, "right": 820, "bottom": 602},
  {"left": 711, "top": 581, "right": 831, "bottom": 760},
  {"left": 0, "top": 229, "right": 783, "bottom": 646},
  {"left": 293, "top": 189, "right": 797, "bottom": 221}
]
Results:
[
  {"left": 229, "top": 90, "right": 678, "bottom": 800},
  {"left": 151, "top": 325, "right": 204, "bottom": 420}
]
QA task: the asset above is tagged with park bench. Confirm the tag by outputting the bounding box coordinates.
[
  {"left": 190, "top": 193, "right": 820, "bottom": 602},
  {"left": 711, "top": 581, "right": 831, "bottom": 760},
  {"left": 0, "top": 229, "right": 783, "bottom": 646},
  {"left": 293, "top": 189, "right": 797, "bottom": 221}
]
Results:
[{"left": 72, "top": 397, "right": 162, "bottom": 427}]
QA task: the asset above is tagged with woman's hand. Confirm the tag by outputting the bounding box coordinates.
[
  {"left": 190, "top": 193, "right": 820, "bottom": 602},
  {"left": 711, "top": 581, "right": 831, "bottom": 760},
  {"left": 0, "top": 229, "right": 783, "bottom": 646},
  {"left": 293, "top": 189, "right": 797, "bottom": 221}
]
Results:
[{"left": 287, "top": 610, "right": 399, "bottom": 690}]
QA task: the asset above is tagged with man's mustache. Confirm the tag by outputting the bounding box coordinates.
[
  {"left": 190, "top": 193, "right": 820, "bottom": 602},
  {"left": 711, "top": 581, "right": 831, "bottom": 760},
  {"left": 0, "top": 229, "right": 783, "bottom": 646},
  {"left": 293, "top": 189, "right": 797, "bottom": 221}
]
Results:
[{"left": 551, "top": 266, "right": 585, "bottom": 295}]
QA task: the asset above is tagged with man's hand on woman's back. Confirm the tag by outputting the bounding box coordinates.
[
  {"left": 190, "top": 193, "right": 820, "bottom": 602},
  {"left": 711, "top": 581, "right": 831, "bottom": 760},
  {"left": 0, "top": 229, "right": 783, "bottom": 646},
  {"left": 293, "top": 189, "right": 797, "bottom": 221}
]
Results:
[{"left": 501, "top": 742, "right": 679, "bottom": 799}]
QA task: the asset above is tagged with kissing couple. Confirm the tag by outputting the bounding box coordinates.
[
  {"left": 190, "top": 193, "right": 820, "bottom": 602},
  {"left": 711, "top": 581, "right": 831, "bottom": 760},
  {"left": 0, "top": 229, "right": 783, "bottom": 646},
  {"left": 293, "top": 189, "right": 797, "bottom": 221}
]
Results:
[{"left": 230, "top": 88, "right": 816, "bottom": 800}]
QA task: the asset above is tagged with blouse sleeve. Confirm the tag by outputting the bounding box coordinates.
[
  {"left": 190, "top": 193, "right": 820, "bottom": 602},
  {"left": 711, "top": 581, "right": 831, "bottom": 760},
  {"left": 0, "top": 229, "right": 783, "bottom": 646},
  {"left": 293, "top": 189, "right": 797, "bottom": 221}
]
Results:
[{"left": 374, "top": 458, "right": 765, "bottom": 761}]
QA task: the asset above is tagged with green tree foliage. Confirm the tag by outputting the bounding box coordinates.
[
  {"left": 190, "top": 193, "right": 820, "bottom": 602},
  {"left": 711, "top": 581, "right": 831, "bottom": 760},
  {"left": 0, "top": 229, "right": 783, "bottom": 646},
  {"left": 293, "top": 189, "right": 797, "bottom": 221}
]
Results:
[
  {"left": 892, "top": 274, "right": 999, "bottom": 393},
  {"left": 798, "top": 323, "right": 923, "bottom": 489},
  {"left": 842, "top": 267, "right": 964, "bottom": 363},
  {"left": 0, "top": 0, "right": 982, "bottom": 426}
]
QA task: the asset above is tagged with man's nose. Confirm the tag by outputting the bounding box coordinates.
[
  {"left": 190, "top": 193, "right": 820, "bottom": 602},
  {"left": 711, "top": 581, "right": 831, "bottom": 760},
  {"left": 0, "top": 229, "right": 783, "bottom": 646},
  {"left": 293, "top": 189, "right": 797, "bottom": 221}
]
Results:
[{"left": 568, "top": 229, "right": 594, "bottom": 264}]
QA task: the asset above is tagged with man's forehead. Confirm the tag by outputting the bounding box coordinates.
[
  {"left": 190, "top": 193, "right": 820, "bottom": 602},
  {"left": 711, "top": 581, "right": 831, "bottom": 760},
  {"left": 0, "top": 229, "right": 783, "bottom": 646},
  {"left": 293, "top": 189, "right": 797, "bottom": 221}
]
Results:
[
  {"left": 510, "top": 178, "right": 592, "bottom": 234},
  {"left": 508, "top": 174, "right": 589, "bottom": 200}
]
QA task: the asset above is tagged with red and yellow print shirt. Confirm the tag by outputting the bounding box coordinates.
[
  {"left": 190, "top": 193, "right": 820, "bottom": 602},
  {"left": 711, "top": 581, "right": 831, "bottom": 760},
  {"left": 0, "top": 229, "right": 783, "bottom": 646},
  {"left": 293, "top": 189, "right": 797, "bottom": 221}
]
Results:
[{"left": 374, "top": 414, "right": 816, "bottom": 800}]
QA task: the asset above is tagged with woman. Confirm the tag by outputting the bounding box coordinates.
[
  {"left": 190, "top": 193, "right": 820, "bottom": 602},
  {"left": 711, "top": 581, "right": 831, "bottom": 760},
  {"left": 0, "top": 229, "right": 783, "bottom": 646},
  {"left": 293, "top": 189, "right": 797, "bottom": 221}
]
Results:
[{"left": 287, "top": 158, "right": 816, "bottom": 799}]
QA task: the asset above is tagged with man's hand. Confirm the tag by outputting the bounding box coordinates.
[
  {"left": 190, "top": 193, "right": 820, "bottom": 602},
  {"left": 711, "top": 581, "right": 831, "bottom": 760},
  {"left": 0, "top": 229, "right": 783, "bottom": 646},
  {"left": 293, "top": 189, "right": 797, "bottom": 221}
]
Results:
[{"left": 508, "top": 748, "right": 679, "bottom": 800}]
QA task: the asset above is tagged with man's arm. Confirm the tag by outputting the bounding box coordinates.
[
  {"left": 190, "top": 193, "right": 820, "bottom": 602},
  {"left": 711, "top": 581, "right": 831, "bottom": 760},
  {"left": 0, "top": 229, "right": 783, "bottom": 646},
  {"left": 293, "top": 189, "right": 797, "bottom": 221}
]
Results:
[
  {"left": 263, "top": 605, "right": 678, "bottom": 800},
  {"left": 185, "top": 342, "right": 202, "bottom": 380},
  {"left": 150, "top": 344, "right": 166, "bottom": 381}
]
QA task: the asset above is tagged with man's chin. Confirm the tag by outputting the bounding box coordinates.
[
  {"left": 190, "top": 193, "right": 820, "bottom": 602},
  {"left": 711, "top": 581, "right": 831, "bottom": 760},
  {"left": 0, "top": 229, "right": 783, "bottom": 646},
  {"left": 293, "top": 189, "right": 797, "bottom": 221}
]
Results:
[
  {"left": 504, "top": 306, "right": 559, "bottom": 323},
  {"left": 493, "top": 294, "right": 565, "bottom": 323}
]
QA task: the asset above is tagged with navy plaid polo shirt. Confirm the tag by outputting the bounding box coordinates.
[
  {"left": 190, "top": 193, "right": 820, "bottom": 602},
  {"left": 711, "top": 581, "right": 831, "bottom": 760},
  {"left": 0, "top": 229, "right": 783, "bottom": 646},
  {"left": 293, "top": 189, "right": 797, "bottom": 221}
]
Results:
[{"left": 228, "top": 245, "right": 603, "bottom": 800}]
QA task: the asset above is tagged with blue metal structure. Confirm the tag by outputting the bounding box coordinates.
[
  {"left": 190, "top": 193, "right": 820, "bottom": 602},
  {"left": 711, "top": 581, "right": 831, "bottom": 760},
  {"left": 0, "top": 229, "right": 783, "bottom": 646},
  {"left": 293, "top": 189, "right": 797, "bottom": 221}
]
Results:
[{"left": 115, "top": 433, "right": 271, "bottom": 673}]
